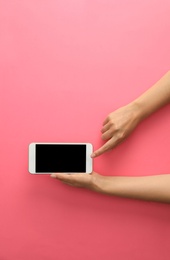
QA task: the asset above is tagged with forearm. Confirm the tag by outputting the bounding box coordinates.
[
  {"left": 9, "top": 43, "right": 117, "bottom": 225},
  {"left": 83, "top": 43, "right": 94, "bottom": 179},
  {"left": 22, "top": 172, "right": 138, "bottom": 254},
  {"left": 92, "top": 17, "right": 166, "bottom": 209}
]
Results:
[
  {"left": 132, "top": 71, "right": 170, "bottom": 121},
  {"left": 96, "top": 174, "right": 170, "bottom": 203}
]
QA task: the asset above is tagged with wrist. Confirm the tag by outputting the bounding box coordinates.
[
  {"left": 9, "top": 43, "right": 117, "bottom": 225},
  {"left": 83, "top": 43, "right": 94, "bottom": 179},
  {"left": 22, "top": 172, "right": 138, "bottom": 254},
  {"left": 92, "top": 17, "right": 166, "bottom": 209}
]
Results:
[
  {"left": 129, "top": 100, "right": 146, "bottom": 123},
  {"left": 91, "top": 174, "right": 110, "bottom": 194}
]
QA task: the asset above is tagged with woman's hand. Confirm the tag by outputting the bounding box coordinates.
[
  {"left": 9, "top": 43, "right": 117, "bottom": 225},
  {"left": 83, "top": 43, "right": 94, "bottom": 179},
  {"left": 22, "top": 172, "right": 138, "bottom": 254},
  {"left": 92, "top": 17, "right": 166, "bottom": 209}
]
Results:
[
  {"left": 51, "top": 171, "right": 107, "bottom": 193},
  {"left": 92, "top": 71, "right": 170, "bottom": 158},
  {"left": 91, "top": 102, "right": 141, "bottom": 158},
  {"left": 51, "top": 171, "right": 170, "bottom": 203}
]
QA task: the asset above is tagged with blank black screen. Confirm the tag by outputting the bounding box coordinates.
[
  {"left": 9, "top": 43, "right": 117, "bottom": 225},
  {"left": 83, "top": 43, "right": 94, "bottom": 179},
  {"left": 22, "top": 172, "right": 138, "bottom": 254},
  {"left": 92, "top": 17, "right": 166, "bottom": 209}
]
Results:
[{"left": 36, "top": 144, "right": 86, "bottom": 173}]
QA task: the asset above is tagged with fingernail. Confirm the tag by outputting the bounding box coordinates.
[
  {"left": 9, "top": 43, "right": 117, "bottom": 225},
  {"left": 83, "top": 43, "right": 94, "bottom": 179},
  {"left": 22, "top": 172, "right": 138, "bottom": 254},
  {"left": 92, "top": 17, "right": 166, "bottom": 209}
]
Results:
[
  {"left": 91, "top": 153, "right": 95, "bottom": 158},
  {"left": 51, "top": 174, "right": 57, "bottom": 178}
]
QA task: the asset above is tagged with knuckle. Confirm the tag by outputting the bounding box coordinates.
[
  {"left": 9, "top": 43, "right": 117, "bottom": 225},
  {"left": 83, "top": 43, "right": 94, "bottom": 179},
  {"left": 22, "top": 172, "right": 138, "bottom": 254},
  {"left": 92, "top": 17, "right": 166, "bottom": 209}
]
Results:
[
  {"left": 117, "top": 131, "right": 125, "bottom": 141},
  {"left": 110, "top": 120, "right": 114, "bottom": 127},
  {"left": 107, "top": 115, "right": 112, "bottom": 122},
  {"left": 110, "top": 121, "right": 117, "bottom": 131}
]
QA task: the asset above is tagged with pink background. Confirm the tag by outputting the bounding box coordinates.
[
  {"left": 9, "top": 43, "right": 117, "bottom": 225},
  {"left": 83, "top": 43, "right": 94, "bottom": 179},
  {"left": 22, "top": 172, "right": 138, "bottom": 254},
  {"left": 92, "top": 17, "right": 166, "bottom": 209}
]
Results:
[{"left": 0, "top": 0, "right": 170, "bottom": 259}]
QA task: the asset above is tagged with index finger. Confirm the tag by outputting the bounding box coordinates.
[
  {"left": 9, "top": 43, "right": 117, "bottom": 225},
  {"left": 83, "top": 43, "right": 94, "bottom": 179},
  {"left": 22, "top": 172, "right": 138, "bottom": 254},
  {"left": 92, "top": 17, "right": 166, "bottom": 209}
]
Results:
[{"left": 91, "top": 139, "right": 113, "bottom": 158}]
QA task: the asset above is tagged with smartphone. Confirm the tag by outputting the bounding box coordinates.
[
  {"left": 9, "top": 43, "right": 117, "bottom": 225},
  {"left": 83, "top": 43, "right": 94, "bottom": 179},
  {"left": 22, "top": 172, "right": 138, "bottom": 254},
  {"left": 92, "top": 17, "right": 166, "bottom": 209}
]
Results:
[{"left": 29, "top": 143, "right": 93, "bottom": 174}]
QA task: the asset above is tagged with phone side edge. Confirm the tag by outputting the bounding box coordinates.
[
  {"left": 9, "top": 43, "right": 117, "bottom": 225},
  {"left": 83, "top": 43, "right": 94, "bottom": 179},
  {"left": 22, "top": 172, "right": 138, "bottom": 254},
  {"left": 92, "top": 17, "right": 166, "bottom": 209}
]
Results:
[
  {"left": 86, "top": 143, "right": 93, "bottom": 174},
  {"left": 29, "top": 143, "right": 36, "bottom": 174}
]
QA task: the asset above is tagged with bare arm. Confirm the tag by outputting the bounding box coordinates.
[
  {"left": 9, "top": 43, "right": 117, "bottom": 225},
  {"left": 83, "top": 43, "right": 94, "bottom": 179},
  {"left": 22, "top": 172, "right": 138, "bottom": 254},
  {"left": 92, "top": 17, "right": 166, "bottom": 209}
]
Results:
[
  {"left": 92, "top": 71, "right": 170, "bottom": 157},
  {"left": 134, "top": 70, "right": 170, "bottom": 120},
  {"left": 94, "top": 173, "right": 170, "bottom": 203},
  {"left": 51, "top": 172, "right": 170, "bottom": 204}
]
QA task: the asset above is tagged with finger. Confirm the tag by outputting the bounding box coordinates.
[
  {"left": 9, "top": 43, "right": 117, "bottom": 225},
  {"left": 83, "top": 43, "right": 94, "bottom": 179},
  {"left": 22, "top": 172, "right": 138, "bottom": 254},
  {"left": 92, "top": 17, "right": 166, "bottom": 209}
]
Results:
[
  {"left": 101, "top": 122, "right": 110, "bottom": 133},
  {"left": 102, "top": 117, "right": 109, "bottom": 126},
  {"left": 51, "top": 174, "right": 81, "bottom": 186},
  {"left": 51, "top": 173, "right": 93, "bottom": 190},
  {"left": 101, "top": 130, "right": 113, "bottom": 140},
  {"left": 92, "top": 139, "right": 114, "bottom": 157},
  {"left": 51, "top": 173, "right": 73, "bottom": 181},
  {"left": 51, "top": 173, "right": 85, "bottom": 183}
]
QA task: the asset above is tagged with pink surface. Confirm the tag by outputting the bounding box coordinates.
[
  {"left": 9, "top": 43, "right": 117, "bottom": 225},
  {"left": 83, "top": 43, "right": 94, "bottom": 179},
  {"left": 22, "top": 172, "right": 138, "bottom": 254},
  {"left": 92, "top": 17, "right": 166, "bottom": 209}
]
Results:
[{"left": 1, "top": 0, "right": 170, "bottom": 259}]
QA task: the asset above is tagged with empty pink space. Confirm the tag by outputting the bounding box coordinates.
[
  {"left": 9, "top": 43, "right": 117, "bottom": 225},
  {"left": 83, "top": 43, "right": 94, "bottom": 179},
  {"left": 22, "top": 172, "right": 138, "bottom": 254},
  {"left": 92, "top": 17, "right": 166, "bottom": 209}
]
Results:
[{"left": 0, "top": 0, "right": 170, "bottom": 259}]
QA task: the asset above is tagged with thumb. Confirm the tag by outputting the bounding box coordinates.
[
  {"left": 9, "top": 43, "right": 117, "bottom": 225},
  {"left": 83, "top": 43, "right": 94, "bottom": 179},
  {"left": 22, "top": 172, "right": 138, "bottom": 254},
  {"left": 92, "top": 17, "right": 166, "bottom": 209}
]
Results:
[{"left": 91, "top": 140, "right": 113, "bottom": 158}]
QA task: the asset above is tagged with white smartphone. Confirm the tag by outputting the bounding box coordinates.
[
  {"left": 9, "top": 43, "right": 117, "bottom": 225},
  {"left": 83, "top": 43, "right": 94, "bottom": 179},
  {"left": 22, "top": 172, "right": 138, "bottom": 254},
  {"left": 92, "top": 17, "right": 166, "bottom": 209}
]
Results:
[{"left": 29, "top": 143, "right": 93, "bottom": 174}]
